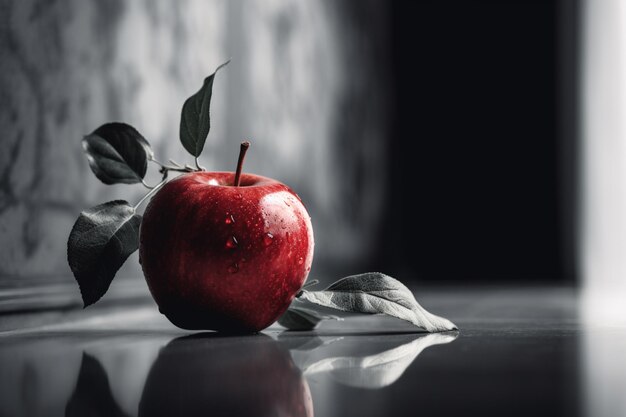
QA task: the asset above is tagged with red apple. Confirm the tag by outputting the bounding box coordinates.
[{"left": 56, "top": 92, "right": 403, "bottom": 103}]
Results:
[{"left": 139, "top": 155, "right": 314, "bottom": 332}]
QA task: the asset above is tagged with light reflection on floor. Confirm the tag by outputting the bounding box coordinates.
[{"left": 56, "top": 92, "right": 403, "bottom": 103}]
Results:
[{"left": 0, "top": 288, "right": 625, "bottom": 417}]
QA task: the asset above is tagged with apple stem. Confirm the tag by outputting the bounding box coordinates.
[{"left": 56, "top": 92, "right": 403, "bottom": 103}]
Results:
[{"left": 234, "top": 141, "right": 250, "bottom": 187}]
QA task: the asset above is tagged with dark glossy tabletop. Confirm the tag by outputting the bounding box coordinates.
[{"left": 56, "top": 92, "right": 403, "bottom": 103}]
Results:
[{"left": 1, "top": 287, "right": 624, "bottom": 417}]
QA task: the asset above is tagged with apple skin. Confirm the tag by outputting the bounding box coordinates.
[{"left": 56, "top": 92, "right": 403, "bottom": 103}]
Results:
[{"left": 139, "top": 171, "right": 314, "bottom": 332}]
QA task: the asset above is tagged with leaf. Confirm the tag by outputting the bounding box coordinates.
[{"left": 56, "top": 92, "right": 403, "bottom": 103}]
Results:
[
  {"left": 179, "top": 60, "right": 230, "bottom": 157},
  {"left": 298, "top": 272, "right": 457, "bottom": 332},
  {"left": 67, "top": 200, "right": 142, "bottom": 307},
  {"left": 278, "top": 305, "right": 341, "bottom": 331},
  {"left": 82, "top": 122, "right": 153, "bottom": 184}
]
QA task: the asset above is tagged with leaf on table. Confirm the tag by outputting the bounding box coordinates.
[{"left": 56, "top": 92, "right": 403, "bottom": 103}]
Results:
[
  {"left": 82, "top": 122, "right": 153, "bottom": 185},
  {"left": 67, "top": 200, "right": 142, "bottom": 307},
  {"left": 298, "top": 272, "right": 457, "bottom": 332},
  {"left": 277, "top": 305, "right": 341, "bottom": 331},
  {"left": 179, "top": 60, "right": 230, "bottom": 157}
]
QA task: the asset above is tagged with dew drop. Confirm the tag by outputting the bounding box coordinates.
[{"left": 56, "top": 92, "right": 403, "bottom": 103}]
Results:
[
  {"left": 225, "top": 214, "right": 235, "bottom": 224},
  {"left": 228, "top": 263, "right": 239, "bottom": 274},
  {"left": 297, "top": 257, "right": 304, "bottom": 265},
  {"left": 263, "top": 233, "right": 274, "bottom": 247},
  {"left": 225, "top": 236, "right": 238, "bottom": 249}
]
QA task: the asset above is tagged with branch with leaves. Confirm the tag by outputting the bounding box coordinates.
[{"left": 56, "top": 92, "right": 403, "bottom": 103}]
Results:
[{"left": 67, "top": 61, "right": 230, "bottom": 307}]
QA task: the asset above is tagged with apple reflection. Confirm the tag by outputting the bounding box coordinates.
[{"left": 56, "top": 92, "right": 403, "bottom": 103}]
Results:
[{"left": 138, "top": 333, "right": 313, "bottom": 417}]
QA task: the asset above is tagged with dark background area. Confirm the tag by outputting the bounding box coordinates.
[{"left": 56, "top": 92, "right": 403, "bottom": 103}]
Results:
[
  {"left": 378, "top": 0, "right": 579, "bottom": 284},
  {"left": 0, "top": 0, "right": 580, "bottom": 293}
]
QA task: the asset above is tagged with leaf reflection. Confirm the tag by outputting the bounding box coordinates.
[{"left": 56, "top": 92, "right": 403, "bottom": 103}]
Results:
[
  {"left": 66, "top": 353, "right": 130, "bottom": 417},
  {"left": 287, "top": 332, "right": 458, "bottom": 389}
]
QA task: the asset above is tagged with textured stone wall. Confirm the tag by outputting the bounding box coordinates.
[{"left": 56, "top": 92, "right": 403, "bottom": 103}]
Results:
[{"left": 0, "top": 0, "right": 389, "bottom": 285}]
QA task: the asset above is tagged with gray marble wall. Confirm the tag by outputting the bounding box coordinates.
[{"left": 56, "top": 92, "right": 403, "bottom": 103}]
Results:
[{"left": 0, "top": 0, "right": 390, "bottom": 286}]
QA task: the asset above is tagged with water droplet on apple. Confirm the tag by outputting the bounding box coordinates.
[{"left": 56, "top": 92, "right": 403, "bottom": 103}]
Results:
[
  {"left": 228, "top": 263, "right": 239, "bottom": 274},
  {"left": 235, "top": 193, "right": 242, "bottom": 199},
  {"left": 225, "top": 214, "right": 235, "bottom": 224},
  {"left": 297, "top": 257, "right": 304, "bottom": 265},
  {"left": 225, "top": 236, "right": 238, "bottom": 249},
  {"left": 263, "top": 233, "right": 274, "bottom": 247}
]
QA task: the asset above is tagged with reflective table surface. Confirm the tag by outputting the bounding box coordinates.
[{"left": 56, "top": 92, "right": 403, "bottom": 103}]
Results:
[{"left": 1, "top": 287, "right": 625, "bottom": 417}]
